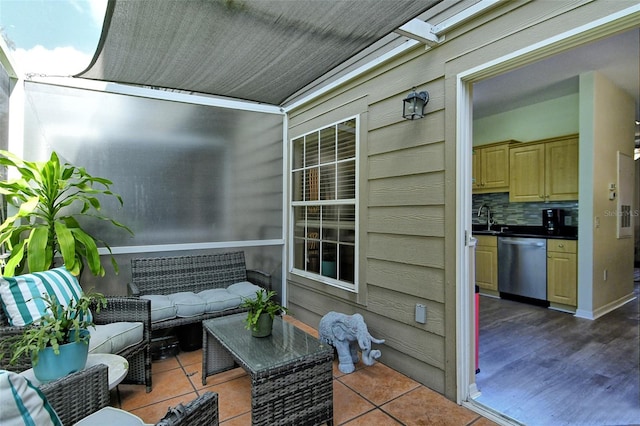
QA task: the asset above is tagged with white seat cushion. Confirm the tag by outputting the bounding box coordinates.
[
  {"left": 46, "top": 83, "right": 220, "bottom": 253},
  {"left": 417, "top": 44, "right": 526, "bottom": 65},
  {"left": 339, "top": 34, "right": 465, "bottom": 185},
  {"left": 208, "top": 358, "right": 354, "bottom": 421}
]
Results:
[
  {"left": 73, "top": 407, "right": 147, "bottom": 426},
  {"left": 89, "top": 322, "right": 143, "bottom": 354},
  {"left": 198, "top": 288, "right": 242, "bottom": 312},
  {"left": 226, "top": 281, "right": 263, "bottom": 300},
  {"left": 167, "top": 292, "right": 206, "bottom": 318},
  {"left": 140, "top": 294, "right": 177, "bottom": 322}
]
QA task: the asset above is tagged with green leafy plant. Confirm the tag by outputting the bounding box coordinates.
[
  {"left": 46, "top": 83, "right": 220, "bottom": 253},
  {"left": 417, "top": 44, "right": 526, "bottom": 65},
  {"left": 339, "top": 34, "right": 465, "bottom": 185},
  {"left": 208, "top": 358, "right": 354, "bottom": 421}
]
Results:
[
  {"left": 3, "top": 292, "right": 107, "bottom": 366},
  {"left": 241, "top": 289, "right": 288, "bottom": 332},
  {"left": 0, "top": 150, "right": 133, "bottom": 276}
]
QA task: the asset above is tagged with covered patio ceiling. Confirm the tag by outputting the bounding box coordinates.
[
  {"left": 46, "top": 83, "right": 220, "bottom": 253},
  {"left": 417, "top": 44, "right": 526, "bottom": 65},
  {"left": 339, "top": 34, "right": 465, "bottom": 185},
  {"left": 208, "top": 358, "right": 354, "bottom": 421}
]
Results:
[{"left": 76, "top": 0, "right": 441, "bottom": 107}]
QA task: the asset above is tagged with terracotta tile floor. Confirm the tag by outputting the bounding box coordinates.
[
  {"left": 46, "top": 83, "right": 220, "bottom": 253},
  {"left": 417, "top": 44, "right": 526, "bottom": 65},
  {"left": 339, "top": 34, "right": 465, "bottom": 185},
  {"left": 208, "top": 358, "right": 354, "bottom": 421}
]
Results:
[{"left": 113, "top": 317, "right": 496, "bottom": 425}]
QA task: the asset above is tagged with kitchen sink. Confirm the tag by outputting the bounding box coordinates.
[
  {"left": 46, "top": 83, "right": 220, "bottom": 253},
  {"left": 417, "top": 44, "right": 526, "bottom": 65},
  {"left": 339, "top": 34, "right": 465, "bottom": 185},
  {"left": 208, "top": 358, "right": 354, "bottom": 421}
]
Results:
[
  {"left": 472, "top": 226, "right": 513, "bottom": 236},
  {"left": 473, "top": 230, "right": 501, "bottom": 235}
]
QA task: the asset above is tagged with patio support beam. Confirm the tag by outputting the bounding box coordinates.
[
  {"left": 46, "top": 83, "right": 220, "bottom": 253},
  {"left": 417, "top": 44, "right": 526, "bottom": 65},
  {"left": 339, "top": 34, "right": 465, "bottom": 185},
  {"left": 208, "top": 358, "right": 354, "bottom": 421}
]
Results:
[
  {"left": 431, "top": 0, "right": 503, "bottom": 36},
  {"left": 395, "top": 19, "right": 442, "bottom": 47}
]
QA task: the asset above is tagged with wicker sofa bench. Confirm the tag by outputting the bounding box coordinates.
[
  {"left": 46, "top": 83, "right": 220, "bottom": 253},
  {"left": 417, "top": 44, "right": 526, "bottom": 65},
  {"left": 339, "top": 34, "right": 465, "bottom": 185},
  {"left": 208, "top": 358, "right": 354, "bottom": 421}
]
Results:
[{"left": 128, "top": 251, "right": 271, "bottom": 332}]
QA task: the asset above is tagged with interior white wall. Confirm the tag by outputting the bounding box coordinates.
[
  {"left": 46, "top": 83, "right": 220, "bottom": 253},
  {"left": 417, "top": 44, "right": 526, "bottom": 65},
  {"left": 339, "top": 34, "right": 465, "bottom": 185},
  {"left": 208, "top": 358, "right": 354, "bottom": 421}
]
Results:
[
  {"left": 577, "top": 73, "right": 595, "bottom": 317},
  {"left": 473, "top": 93, "right": 579, "bottom": 145},
  {"left": 579, "top": 71, "right": 635, "bottom": 318},
  {"left": 635, "top": 155, "right": 640, "bottom": 264}
]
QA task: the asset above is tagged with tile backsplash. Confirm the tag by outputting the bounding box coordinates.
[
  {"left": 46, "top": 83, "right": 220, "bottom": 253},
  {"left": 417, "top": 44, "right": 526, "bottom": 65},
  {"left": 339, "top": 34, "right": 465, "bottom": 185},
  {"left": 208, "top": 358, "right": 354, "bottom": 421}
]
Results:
[{"left": 472, "top": 192, "right": 579, "bottom": 227}]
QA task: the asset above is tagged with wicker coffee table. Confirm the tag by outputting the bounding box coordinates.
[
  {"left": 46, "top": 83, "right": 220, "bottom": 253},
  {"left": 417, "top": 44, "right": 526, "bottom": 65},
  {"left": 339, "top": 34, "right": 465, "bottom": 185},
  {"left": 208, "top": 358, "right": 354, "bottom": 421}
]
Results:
[{"left": 202, "top": 313, "right": 333, "bottom": 426}]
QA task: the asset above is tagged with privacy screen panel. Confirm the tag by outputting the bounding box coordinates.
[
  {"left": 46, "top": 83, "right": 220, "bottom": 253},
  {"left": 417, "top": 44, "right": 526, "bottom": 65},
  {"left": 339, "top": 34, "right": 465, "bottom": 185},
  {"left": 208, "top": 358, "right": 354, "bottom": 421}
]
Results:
[
  {"left": 22, "top": 82, "right": 283, "bottom": 247},
  {"left": 0, "top": 63, "right": 9, "bottom": 168}
]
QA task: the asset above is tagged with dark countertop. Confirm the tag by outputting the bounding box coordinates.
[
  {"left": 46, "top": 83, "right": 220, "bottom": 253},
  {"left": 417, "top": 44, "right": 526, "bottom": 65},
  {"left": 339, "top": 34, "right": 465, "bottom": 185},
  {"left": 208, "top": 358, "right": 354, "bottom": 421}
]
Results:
[{"left": 472, "top": 224, "right": 578, "bottom": 240}]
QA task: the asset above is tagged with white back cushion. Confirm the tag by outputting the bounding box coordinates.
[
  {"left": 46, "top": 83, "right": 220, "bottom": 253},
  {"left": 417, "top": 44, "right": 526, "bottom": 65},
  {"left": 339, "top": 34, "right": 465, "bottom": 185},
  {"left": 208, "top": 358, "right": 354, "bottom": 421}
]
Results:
[{"left": 0, "top": 267, "right": 89, "bottom": 326}]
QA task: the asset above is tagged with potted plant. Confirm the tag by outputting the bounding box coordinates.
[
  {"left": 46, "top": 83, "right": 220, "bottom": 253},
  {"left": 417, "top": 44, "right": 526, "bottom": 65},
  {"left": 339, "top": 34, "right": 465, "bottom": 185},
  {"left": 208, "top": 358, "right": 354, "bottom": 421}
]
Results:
[
  {"left": 241, "top": 289, "right": 288, "bottom": 338},
  {"left": 0, "top": 150, "right": 133, "bottom": 277},
  {"left": 3, "top": 291, "right": 107, "bottom": 382}
]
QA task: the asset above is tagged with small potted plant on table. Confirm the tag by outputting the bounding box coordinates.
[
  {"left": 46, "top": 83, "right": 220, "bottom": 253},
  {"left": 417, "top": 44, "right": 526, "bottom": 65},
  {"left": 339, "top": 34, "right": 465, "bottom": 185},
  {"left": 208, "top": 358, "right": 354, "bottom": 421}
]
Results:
[
  {"left": 241, "top": 289, "right": 288, "bottom": 338},
  {"left": 3, "top": 291, "right": 107, "bottom": 383}
]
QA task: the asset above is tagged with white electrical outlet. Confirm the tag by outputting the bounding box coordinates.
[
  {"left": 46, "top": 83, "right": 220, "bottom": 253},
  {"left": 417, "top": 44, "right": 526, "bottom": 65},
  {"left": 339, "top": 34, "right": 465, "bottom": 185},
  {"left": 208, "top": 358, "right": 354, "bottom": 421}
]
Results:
[{"left": 415, "top": 304, "right": 427, "bottom": 324}]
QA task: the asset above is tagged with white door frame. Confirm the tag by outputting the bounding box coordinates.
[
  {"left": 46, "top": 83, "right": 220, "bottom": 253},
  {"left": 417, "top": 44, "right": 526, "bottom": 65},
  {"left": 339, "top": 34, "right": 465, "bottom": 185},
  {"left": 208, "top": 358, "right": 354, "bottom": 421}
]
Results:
[{"left": 455, "top": 4, "right": 640, "bottom": 422}]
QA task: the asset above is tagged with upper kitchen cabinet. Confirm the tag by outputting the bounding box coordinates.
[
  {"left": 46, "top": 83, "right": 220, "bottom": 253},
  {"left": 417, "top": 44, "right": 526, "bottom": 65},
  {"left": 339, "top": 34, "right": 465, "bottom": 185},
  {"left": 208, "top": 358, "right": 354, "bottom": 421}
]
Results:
[
  {"left": 472, "top": 141, "right": 513, "bottom": 193},
  {"left": 509, "top": 134, "right": 578, "bottom": 202}
]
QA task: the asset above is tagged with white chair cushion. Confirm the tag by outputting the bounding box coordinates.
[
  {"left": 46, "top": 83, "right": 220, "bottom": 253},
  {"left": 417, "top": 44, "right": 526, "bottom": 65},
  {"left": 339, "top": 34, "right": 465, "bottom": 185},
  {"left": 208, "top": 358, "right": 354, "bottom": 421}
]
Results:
[
  {"left": 227, "top": 281, "right": 263, "bottom": 300},
  {"left": 0, "top": 370, "right": 62, "bottom": 426},
  {"left": 140, "top": 294, "right": 177, "bottom": 322},
  {"left": 198, "top": 288, "right": 242, "bottom": 312},
  {"left": 0, "top": 267, "right": 90, "bottom": 326},
  {"left": 73, "top": 407, "right": 147, "bottom": 425},
  {"left": 167, "top": 292, "right": 206, "bottom": 318},
  {"left": 89, "top": 322, "right": 143, "bottom": 354}
]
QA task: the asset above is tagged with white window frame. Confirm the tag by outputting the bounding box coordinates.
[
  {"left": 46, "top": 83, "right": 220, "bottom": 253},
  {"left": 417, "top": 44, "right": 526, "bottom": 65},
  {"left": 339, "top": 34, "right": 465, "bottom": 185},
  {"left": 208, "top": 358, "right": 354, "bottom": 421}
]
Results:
[{"left": 289, "top": 115, "right": 359, "bottom": 292}]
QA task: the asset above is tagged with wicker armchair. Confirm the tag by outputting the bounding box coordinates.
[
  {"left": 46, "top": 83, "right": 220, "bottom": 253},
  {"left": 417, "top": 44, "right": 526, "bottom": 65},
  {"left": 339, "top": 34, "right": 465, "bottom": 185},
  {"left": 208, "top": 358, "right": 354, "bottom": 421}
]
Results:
[
  {"left": 40, "top": 364, "right": 219, "bottom": 425},
  {"left": 0, "top": 296, "right": 153, "bottom": 392}
]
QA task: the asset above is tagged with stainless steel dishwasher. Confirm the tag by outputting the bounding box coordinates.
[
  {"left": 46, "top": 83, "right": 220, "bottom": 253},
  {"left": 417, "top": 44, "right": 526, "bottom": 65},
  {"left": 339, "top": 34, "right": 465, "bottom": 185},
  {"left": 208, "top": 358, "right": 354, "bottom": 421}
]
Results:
[{"left": 498, "top": 237, "right": 547, "bottom": 300}]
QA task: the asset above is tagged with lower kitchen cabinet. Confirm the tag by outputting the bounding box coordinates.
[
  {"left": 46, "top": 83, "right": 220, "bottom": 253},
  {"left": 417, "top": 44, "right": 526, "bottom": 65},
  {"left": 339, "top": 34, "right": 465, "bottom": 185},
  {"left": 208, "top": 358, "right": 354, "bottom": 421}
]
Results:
[
  {"left": 475, "top": 235, "right": 498, "bottom": 293},
  {"left": 547, "top": 239, "right": 577, "bottom": 308}
]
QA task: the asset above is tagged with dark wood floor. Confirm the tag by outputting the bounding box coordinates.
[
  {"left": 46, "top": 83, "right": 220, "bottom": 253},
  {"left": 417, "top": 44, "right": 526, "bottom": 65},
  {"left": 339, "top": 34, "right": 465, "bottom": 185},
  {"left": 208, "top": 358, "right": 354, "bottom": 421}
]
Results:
[{"left": 474, "top": 280, "right": 640, "bottom": 426}]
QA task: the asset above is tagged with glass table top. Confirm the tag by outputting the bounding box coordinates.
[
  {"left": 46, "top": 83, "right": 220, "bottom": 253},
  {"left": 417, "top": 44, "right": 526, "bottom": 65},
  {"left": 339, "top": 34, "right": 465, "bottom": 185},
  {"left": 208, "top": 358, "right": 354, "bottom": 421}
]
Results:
[{"left": 203, "top": 313, "right": 331, "bottom": 373}]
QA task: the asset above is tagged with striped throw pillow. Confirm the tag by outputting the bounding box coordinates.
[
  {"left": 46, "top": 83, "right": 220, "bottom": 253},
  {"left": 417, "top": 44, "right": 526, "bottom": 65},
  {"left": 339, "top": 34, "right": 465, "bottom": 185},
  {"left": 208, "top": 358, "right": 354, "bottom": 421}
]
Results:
[
  {"left": 0, "top": 370, "right": 62, "bottom": 425},
  {"left": 0, "top": 267, "right": 89, "bottom": 327}
]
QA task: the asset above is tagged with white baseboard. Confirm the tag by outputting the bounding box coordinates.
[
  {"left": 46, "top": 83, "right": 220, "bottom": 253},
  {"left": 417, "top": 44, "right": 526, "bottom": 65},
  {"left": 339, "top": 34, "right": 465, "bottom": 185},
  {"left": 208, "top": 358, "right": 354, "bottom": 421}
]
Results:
[{"left": 575, "top": 292, "right": 636, "bottom": 320}]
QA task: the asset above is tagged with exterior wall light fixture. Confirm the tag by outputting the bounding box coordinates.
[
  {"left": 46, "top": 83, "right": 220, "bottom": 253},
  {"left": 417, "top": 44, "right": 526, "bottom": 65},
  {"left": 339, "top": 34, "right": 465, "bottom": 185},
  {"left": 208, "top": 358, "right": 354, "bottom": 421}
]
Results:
[{"left": 402, "top": 88, "right": 429, "bottom": 120}]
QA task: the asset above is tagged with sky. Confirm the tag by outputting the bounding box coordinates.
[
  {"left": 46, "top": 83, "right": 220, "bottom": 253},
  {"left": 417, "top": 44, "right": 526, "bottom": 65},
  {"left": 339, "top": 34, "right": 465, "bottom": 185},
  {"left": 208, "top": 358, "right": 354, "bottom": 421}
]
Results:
[{"left": 0, "top": 0, "right": 106, "bottom": 76}]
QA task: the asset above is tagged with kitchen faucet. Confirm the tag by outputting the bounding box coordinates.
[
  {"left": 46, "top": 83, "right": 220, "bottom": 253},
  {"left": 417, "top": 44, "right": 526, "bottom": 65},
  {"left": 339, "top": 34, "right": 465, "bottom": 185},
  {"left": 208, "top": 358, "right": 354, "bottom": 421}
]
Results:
[{"left": 477, "top": 204, "right": 493, "bottom": 230}]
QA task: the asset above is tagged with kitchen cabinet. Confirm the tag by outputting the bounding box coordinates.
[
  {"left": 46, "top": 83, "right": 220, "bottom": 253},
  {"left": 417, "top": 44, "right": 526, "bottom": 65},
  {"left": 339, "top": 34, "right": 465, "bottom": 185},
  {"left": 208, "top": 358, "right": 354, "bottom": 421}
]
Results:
[
  {"left": 547, "top": 239, "right": 577, "bottom": 308},
  {"left": 509, "top": 135, "right": 578, "bottom": 202},
  {"left": 475, "top": 235, "right": 498, "bottom": 293},
  {"left": 472, "top": 141, "right": 512, "bottom": 193}
]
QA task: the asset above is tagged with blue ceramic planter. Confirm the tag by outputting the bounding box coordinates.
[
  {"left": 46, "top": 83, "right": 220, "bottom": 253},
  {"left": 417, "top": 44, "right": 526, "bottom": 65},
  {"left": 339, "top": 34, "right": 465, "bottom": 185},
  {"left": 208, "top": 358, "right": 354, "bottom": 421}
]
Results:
[{"left": 32, "top": 332, "right": 90, "bottom": 383}]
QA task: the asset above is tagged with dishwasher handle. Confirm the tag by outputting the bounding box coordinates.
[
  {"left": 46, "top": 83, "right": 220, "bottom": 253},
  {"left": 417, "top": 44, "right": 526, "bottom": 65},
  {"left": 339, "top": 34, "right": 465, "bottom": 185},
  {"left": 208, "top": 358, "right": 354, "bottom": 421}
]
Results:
[{"left": 499, "top": 239, "right": 545, "bottom": 248}]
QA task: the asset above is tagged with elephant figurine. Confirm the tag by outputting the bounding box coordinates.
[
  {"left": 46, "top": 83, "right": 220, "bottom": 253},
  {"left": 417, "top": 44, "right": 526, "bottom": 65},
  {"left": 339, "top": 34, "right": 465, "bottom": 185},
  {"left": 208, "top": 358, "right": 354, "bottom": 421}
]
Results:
[{"left": 319, "top": 311, "right": 385, "bottom": 374}]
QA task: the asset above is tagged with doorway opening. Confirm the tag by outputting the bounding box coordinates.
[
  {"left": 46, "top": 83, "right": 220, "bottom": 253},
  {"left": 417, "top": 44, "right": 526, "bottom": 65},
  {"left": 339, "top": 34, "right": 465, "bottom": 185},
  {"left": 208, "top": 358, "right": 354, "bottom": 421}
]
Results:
[{"left": 457, "top": 15, "right": 640, "bottom": 426}]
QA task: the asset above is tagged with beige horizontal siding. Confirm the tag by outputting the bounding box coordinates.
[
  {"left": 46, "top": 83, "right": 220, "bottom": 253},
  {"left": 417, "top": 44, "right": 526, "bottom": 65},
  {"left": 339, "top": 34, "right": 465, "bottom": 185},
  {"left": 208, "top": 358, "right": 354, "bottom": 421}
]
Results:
[
  {"left": 365, "top": 306, "right": 445, "bottom": 371},
  {"left": 368, "top": 234, "right": 444, "bottom": 270},
  {"left": 381, "top": 343, "right": 446, "bottom": 394},
  {"left": 367, "top": 259, "right": 444, "bottom": 303},
  {"left": 367, "top": 284, "right": 445, "bottom": 337},
  {"left": 368, "top": 205, "right": 444, "bottom": 237},
  {"left": 368, "top": 172, "right": 445, "bottom": 207},
  {"left": 368, "top": 142, "right": 444, "bottom": 179},
  {"left": 368, "top": 110, "right": 445, "bottom": 155}
]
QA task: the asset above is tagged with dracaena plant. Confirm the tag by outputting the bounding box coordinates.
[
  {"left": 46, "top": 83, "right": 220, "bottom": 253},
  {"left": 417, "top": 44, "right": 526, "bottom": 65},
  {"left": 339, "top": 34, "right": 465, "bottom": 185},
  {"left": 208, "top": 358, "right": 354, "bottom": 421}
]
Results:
[{"left": 0, "top": 150, "right": 132, "bottom": 276}]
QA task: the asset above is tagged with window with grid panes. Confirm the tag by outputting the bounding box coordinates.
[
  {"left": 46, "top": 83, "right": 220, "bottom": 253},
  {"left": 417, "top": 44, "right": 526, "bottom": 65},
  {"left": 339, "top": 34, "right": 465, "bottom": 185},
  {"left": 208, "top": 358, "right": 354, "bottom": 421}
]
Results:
[{"left": 291, "top": 117, "right": 357, "bottom": 290}]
